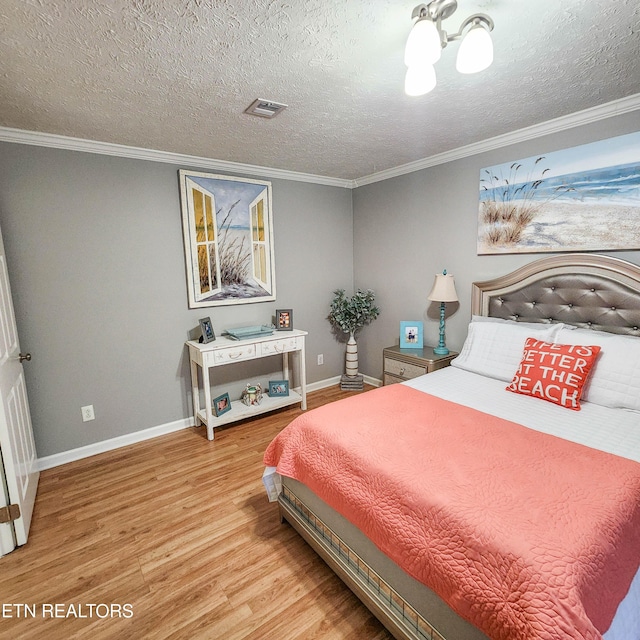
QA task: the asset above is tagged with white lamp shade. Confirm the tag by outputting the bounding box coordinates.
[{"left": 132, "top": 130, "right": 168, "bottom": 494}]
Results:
[
  {"left": 428, "top": 273, "right": 458, "bottom": 302},
  {"left": 404, "top": 18, "right": 442, "bottom": 67},
  {"left": 456, "top": 23, "right": 493, "bottom": 74},
  {"left": 404, "top": 63, "right": 437, "bottom": 97}
]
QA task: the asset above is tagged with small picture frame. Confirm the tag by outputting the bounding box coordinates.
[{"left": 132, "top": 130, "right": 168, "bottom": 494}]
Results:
[
  {"left": 268, "top": 380, "right": 290, "bottom": 397},
  {"left": 213, "top": 392, "right": 231, "bottom": 417},
  {"left": 199, "top": 317, "right": 216, "bottom": 343},
  {"left": 276, "top": 309, "right": 293, "bottom": 331},
  {"left": 400, "top": 321, "right": 424, "bottom": 349}
]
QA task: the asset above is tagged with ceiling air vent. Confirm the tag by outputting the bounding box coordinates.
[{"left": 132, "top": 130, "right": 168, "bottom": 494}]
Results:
[{"left": 244, "top": 99, "right": 288, "bottom": 118}]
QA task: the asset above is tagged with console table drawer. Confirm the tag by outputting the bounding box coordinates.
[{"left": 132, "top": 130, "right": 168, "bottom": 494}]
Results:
[
  {"left": 261, "top": 336, "right": 300, "bottom": 356},
  {"left": 213, "top": 344, "right": 257, "bottom": 364}
]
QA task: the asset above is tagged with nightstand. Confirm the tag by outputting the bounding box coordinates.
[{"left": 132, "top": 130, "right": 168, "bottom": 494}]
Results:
[{"left": 382, "top": 345, "right": 458, "bottom": 385}]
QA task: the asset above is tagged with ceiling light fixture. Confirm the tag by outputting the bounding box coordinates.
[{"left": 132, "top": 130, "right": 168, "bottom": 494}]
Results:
[{"left": 405, "top": 0, "right": 494, "bottom": 96}]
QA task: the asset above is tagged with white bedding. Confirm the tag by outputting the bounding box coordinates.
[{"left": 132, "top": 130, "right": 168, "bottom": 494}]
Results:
[
  {"left": 403, "top": 366, "right": 640, "bottom": 640},
  {"left": 404, "top": 366, "right": 640, "bottom": 463}
]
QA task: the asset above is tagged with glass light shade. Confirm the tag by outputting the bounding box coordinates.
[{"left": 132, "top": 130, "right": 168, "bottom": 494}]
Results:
[
  {"left": 404, "top": 64, "right": 437, "bottom": 97},
  {"left": 404, "top": 18, "right": 442, "bottom": 67},
  {"left": 456, "top": 23, "right": 493, "bottom": 74}
]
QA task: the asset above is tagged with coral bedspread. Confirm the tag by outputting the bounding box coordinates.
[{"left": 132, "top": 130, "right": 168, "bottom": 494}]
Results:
[{"left": 263, "top": 384, "right": 640, "bottom": 640}]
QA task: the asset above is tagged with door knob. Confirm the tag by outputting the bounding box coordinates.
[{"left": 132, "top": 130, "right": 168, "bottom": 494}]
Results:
[{"left": 18, "top": 353, "right": 31, "bottom": 363}]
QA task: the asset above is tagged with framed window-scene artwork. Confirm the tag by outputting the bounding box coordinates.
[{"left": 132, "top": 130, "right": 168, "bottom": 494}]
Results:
[
  {"left": 179, "top": 170, "right": 276, "bottom": 308},
  {"left": 477, "top": 131, "right": 640, "bottom": 254},
  {"left": 400, "top": 321, "right": 423, "bottom": 348}
]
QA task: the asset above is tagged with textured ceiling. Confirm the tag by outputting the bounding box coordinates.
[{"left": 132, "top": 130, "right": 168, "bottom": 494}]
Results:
[{"left": 1, "top": 0, "right": 639, "bottom": 181}]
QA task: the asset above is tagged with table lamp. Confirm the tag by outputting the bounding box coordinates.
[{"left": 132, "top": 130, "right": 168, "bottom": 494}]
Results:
[{"left": 427, "top": 269, "right": 458, "bottom": 355}]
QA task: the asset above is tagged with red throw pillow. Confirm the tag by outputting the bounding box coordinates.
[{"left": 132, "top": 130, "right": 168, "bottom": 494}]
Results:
[{"left": 506, "top": 338, "right": 601, "bottom": 410}]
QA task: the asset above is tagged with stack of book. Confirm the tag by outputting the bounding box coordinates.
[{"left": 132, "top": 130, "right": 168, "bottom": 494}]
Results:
[{"left": 340, "top": 373, "right": 364, "bottom": 390}]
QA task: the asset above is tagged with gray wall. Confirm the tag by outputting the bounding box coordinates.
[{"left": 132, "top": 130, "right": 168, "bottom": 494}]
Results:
[
  {"left": 352, "top": 111, "right": 640, "bottom": 380},
  {"left": 1, "top": 109, "right": 638, "bottom": 459},
  {"left": 0, "top": 143, "right": 353, "bottom": 458}
]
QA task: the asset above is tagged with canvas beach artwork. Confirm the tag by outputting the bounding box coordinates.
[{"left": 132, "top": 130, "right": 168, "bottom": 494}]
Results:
[
  {"left": 477, "top": 131, "right": 640, "bottom": 254},
  {"left": 179, "top": 170, "right": 275, "bottom": 308}
]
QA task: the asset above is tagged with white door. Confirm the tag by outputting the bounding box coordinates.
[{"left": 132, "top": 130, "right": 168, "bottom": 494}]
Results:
[{"left": 0, "top": 225, "right": 38, "bottom": 558}]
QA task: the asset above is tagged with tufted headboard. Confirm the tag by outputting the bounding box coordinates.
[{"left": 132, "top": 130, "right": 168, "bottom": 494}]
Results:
[{"left": 471, "top": 254, "right": 640, "bottom": 337}]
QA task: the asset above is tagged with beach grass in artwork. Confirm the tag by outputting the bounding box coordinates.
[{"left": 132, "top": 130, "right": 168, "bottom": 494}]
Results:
[
  {"left": 217, "top": 200, "right": 251, "bottom": 286},
  {"left": 477, "top": 132, "right": 640, "bottom": 254}
]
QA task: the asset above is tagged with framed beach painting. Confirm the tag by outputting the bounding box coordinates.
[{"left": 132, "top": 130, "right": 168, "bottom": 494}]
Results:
[
  {"left": 477, "top": 131, "right": 640, "bottom": 254},
  {"left": 179, "top": 170, "right": 276, "bottom": 308}
]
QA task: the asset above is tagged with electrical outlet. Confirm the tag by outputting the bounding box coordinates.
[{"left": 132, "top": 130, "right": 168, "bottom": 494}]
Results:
[
  {"left": 81, "top": 405, "right": 95, "bottom": 422},
  {"left": 317, "top": 354, "right": 324, "bottom": 365}
]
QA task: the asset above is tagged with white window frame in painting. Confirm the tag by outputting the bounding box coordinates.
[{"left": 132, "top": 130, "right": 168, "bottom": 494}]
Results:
[
  {"left": 249, "top": 191, "right": 271, "bottom": 291},
  {"left": 184, "top": 177, "right": 222, "bottom": 302}
]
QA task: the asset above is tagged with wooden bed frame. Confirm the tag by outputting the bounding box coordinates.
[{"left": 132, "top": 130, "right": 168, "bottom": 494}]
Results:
[{"left": 277, "top": 253, "right": 640, "bottom": 640}]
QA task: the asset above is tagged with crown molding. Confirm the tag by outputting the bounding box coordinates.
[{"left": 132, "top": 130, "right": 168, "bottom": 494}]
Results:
[
  {"left": 1, "top": 92, "right": 638, "bottom": 190},
  {"left": 0, "top": 127, "right": 353, "bottom": 189},
  {"left": 352, "top": 93, "right": 640, "bottom": 187}
]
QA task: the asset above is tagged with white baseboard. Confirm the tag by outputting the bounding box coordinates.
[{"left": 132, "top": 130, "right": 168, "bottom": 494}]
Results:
[
  {"left": 37, "top": 376, "right": 383, "bottom": 470},
  {"left": 307, "top": 375, "right": 382, "bottom": 391},
  {"left": 363, "top": 374, "right": 382, "bottom": 388},
  {"left": 37, "top": 417, "right": 193, "bottom": 471},
  {"left": 306, "top": 376, "right": 342, "bottom": 391}
]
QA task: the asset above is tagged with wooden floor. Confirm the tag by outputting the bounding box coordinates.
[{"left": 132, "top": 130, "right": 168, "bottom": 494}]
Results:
[{"left": 0, "top": 385, "right": 393, "bottom": 640}]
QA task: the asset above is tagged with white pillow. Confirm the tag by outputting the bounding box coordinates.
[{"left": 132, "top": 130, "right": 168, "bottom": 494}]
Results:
[
  {"left": 555, "top": 327, "right": 640, "bottom": 411},
  {"left": 471, "top": 315, "right": 576, "bottom": 329},
  {"left": 451, "top": 321, "right": 564, "bottom": 382}
]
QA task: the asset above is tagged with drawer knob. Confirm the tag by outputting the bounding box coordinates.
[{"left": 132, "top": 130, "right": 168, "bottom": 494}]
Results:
[{"left": 399, "top": 367, "right": 405, "bottom": 375}]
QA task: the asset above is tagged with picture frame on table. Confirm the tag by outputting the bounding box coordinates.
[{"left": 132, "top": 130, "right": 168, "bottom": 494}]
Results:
[
  {"left": 276, "top": 309, "right": 293, "bottom": 331},
  {"left": 268, "top": 380, "right": 290, "bottom": 397},
  {"left": 213, "top": 392, "right": 232, "bottom": 417},
  {"left": 400, "top": 321, "right": 423, "bottom": 349},
  {"left": 199, "top": 317, "right": 216, "bottom": 343}
]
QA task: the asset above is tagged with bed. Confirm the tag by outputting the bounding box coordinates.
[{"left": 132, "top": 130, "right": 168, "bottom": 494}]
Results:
[{"left": 262, "top": 253, "right": 640, "bottom": 640}]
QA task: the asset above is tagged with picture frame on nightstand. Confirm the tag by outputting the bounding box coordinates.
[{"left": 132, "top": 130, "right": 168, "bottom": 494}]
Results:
[{"left": 400, "top": 321, "right": 423, "bottom": 349}]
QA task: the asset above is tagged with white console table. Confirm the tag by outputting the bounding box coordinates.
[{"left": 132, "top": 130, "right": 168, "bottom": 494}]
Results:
[{"left": 186, "top": 329, "right": 307, "bottom": 440}]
